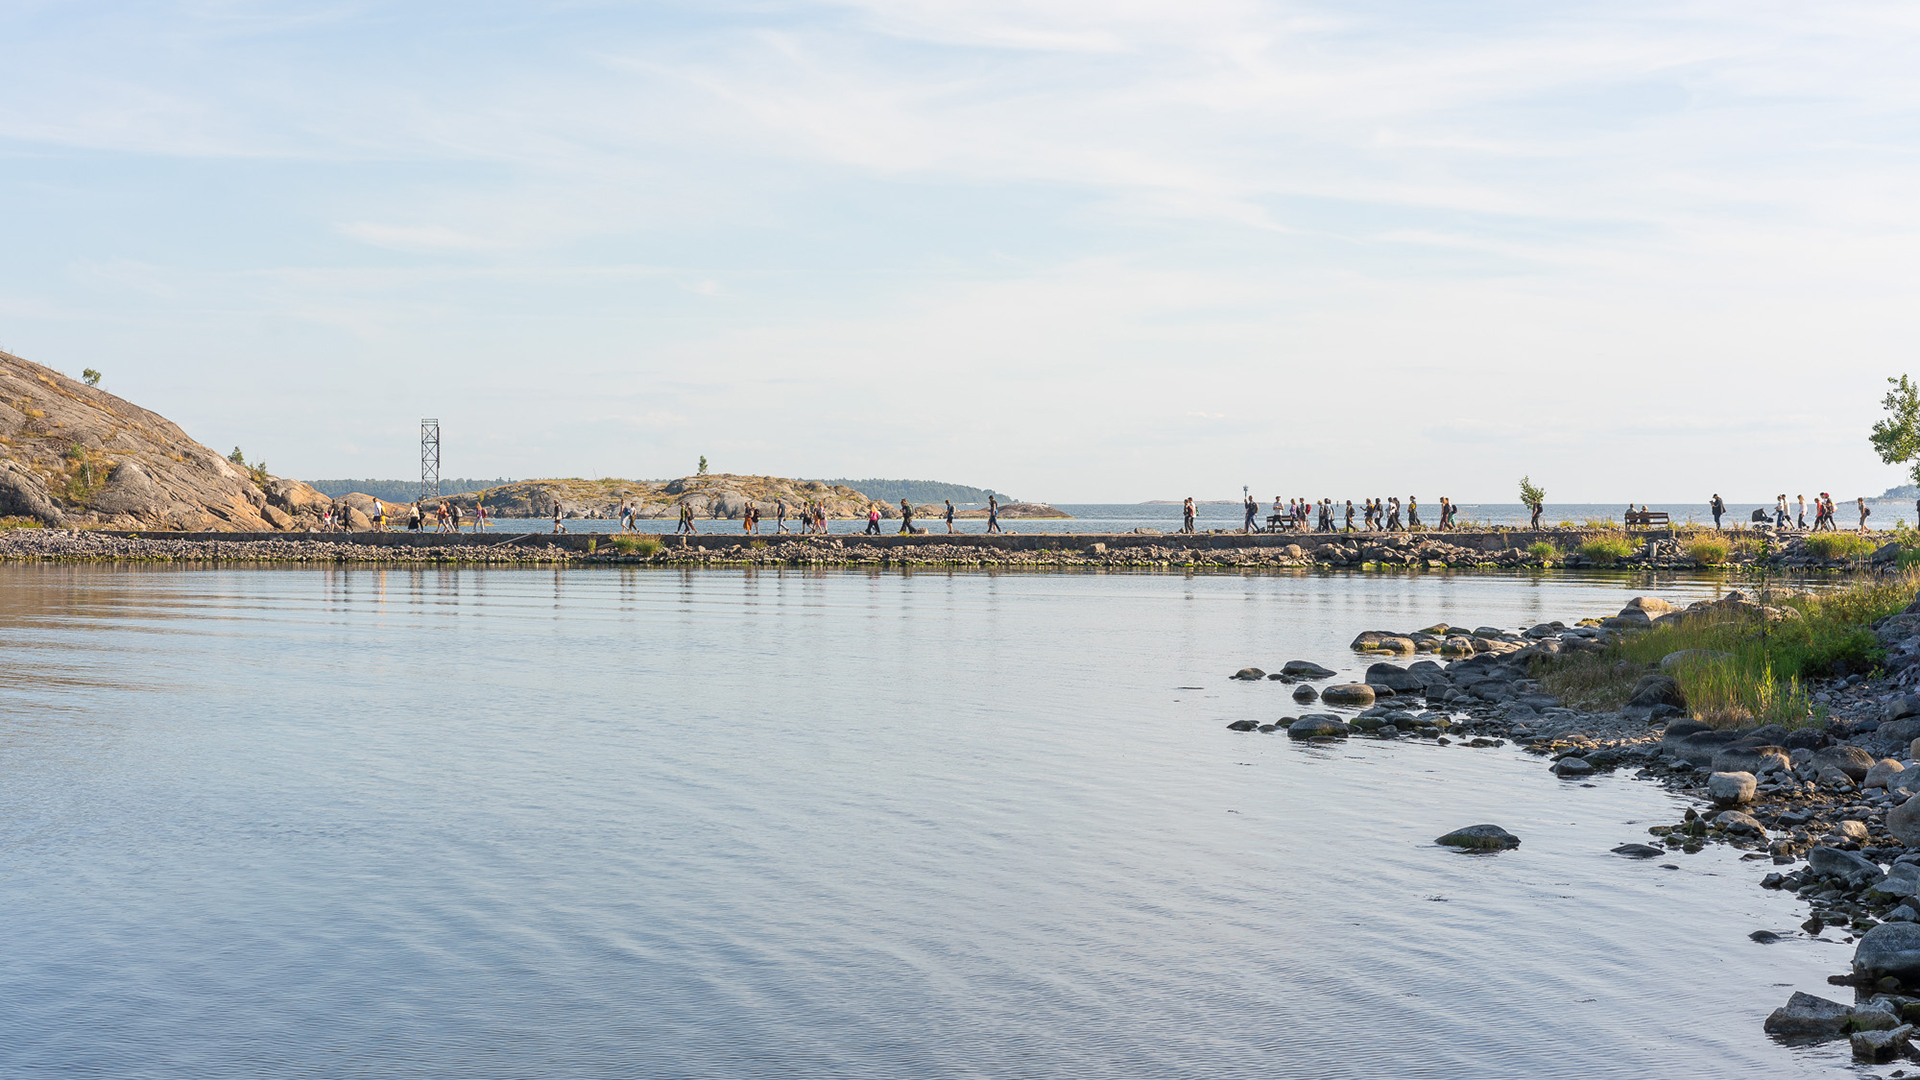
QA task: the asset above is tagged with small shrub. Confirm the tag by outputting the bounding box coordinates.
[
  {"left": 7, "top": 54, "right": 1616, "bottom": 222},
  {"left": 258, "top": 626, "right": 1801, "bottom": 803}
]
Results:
[
  {"left": 587, "top": 536, "right": 598, "bottom": 554},
  {"left": 611, "top": 535, "right": 664, "bottom": 557},
  {"left": 1579, "top": 535, "right": 1633, "bottom": 566},
  {"left": 750, "top": 539, "right": 767, "bottom": 550},
  {"left": 1526, "top": 541, "right": 1554, "bottom": 561},
  {"left": 1730, "top": 535, "right": 1765, "bottom": 559},
  {"left": 1686, "top": 537, "right": 1729, "bottom": 565},
  {"left": 1805, "top": 532, "right": 1875, "bottom": 560}
]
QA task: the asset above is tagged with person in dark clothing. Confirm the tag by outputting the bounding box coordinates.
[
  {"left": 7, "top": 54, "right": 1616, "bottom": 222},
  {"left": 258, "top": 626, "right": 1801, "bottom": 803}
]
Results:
[
  {"left": 1181, "top": 497, "right": 1195, "bottom": 534},
  {"left": 988, "top": 496, "right": 1002, "bottom": 534},
  {"left": 899, "top": 499, "right": 914, "bottom": 534},
  {"left": 1710, "top": 494, "right": 1725, "bottom": 530}
]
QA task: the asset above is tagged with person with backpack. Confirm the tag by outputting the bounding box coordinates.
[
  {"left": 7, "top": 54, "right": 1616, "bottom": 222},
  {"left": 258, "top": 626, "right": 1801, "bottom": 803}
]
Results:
[{"left": 1710, "top": 494, "right": 1725, "bottom": 530}]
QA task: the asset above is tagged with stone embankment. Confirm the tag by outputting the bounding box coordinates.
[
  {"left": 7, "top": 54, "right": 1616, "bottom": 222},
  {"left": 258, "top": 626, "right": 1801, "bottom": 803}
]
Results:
[
  {"left": 1219, "top": 587, "right": 1920, "bottom": 1062},
  {"left": 0, "top": 528, "right": 578, "bottom": 564}
]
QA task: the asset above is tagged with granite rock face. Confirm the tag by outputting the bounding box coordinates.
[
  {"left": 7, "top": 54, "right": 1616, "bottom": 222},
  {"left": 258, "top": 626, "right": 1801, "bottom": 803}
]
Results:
[{"left": 0, "top": 350, "right": 325, "bottom": 531}]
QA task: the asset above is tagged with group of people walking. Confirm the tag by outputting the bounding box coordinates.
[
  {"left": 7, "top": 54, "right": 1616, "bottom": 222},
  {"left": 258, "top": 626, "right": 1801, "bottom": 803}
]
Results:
[
  {"left": 320, "top": 497, "right": 488, "bottom": 533},
  {"left": 1206, "top": 495, "right": 1465, "bottom": 535},
  {"left": 1710, "top": 493, "right": 1872, "bottom": 532}
]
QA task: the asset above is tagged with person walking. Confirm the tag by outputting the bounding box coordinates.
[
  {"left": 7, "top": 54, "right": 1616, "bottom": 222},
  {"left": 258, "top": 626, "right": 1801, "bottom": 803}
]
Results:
[
  {"left": 1386, "top": 497, "right": 1401, "bottom": 531},
  {"left": 551, "top": 501, "right": 565, "bottom": 534},
  {"left": 1181, "top": 497, "right": 1195, "bottom": 534},
  {"left": 1710, "top": 494, "right": 1725, "bottom": 531},
  {"left": 865, "top": 504, "right": 882, "bottom": 535},
  {"left": 943, "top": 499, "right": 956, "bottom": 534},
  {"left": 899, "top": 498, "right": 914, "bottom": 534},
  {"left": 987, "top": 495, "right": 1002, "bottom": 534},
  {"left": 1859, "top": 497, "right": 1872, "bottom": 534},
  {"left": 1797, "top": 495, "right": 1807, "bottom": 529},
  {"left": 1344, "top": 500, "right": 1355, "bottom": 532},
  {"left": 1774, "top": 495, "right": 1788, "bottom": 528},
  {"left": 371, "top": 498, "right": 385, "bottom": 532},
  {"left": 1243, "top": 494, "right": 1258, "bottom": 534},
  {"left": 1407, "top": 496, "right": 1421, "bottom": 530},
  {"left": 775, "top": 500, "right": 789, "bottom": 534},
  {"left": 450, "top": 503, "right": 461, "bottom": 532}
]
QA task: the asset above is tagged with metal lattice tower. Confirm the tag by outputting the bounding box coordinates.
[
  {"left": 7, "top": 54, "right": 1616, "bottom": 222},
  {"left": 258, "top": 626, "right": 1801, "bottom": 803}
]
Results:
[{"left": 420, "top": 419, "right": 441, "bottom": 499}]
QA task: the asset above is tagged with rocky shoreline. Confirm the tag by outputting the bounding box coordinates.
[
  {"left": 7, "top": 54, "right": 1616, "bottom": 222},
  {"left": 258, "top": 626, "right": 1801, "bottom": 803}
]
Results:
[
  {"left": 1221, "top": 589, "right": 1920, "bottom": 1063},
  {"left": 0, "top": 528, "right": 580, "bottom": 564}
]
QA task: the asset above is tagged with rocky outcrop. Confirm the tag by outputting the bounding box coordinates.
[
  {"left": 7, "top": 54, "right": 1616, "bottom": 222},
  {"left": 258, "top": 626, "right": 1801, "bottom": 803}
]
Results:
[
  {"left": 0, "top": 350, "right": 326, "bottom": 530},
  {"left": 434, "top": 474, "right": 881, "bottom": 521}
]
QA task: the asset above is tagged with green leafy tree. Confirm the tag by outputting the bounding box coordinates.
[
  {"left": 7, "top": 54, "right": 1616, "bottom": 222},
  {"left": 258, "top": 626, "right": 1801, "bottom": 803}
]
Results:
[
  {"left": 228, "top": 447, "right": 246, "bottom": 466},
  {"left": 697, "top": 455, "right": 708, "bottom": 476},
  {"left": 1518, "top": 476, "right": 1545, "bottom": 510},
  {"left": 81, "top": 368, "right": 101, "bottom": 387},
  {"left": 1872, "top": 375, "right": 1920, "bottom": 484}
]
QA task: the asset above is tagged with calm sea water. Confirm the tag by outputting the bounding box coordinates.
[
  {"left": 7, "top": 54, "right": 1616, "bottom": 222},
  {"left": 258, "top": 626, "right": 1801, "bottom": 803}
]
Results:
[
  {"left": 471, "top": 501, "right": 1887, "bottom": 534},
  {"left": 0, "top": 566, "right": 1859, "bottom": 1077}
]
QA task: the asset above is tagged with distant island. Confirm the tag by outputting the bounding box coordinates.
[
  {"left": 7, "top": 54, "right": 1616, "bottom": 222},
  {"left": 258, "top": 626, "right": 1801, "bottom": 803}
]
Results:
[
  {"left": 816, "top": 479, "right": 1014, "bottom": 505},
  {"left": 343, "top": 475, "right": 1066, "bottom": 521}
]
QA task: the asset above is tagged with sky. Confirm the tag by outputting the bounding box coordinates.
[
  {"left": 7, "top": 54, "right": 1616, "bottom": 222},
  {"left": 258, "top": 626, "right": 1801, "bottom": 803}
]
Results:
[{"left": 3, "top": 0, "right": 1919, "bottom": 502}]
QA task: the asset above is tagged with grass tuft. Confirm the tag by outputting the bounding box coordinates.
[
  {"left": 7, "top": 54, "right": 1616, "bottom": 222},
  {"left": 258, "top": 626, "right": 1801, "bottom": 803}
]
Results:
[
  {"left": 1686, "top": 537, "right": 1729, "bottom": 565},
  {"left": 1579, "top": 534, "right": 1633, "bottom": 566},
  {"left": 1805, "top": 532, "right": 1875, "bottom": 560}
]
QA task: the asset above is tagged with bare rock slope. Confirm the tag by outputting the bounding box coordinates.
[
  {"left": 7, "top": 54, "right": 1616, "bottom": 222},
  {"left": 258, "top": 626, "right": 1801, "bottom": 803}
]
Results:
[{"left": 0, "top": 350, "right": 326, "bottom": 530}]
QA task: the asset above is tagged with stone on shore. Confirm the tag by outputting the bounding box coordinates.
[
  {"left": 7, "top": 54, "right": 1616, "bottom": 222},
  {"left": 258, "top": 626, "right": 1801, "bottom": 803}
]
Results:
[
  {"left": 1764, "top": 991, "right": 1854, "bottom": 1037},
  {"left": 1552, "top": 756, "right": 1594, "bottom": 777},
  {"left": 1816, "top": 745, "right": 1877, "bottom": 782},
  {"left": 1660, "top": 648, "right": 1732, "bottom": 672},
  {"left": 1887, "top": 793, "right": 1920, "bottom": 847},
  {"left": 1812, "top": 846, "right": 1885, "bottom": 887},
  {"left": 1854, "top": 1024, "right": 1915, "bottom": 1061},
  {"left": 1232, "top": 667, "right": 1266, "bottom": 681},
  {"left": 1714, "top": 810, "right": 1766, "bottom": 837},
  {"left": 1865, "top": 759, "right": 1907, "bottom": 790},
  {"left": 1626, "top": 596, "right": 1676, "bottom": 615},
  {"left": 1712, "top": 745, "right": 1790, "bottom": 776},
  {"left": 1627, "top": 673, "right": 1686, "bottom": 710},
  {"left": 1436, "top": 824, "right": 1520, "bottom": 851},
  {"left": 1281, "top": 660, "right": 1336, "bottom": 679},
  {"left": 1287, "top": 716, "right": 1349, "bottom": 740},
  {"left": 1319, "top": 683, "right": 1376, "bottom": 706},
  {"left": 1707, "top": 771, "right": 1757, "bottom": 807}
]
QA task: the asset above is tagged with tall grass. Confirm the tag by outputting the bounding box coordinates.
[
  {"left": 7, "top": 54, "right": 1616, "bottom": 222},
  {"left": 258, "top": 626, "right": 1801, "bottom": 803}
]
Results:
[
  {"left": 612, "top": 535, "right": 664, "bottom": 556},
  {"left": 1579, "top": 534, "right": 1633, "bottom": 565},
  {"left": 1526, "top": 541, "right": 1555, "bottom": 561},
  {"left": 1536, "top": 572, "right": 1918, "bottom": 728},
  {"left": 1805, "top": 532, "right": 1876, "bottom": 560},
  {"left": 1686, "top": 536, "right": 1729, "bottom": 565}
]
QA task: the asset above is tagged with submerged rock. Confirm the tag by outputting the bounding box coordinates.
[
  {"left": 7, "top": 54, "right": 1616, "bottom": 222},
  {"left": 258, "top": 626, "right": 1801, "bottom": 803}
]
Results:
[
  {"left": 1436, "top": 824, "right": 1520, "bottom": 851},
  {"left": 1287, "top": 716, "right": 1349, "bottom": 740},
  {"left": 1231, "top": 667, "right": 1266, "bottom": 681},
  {"left": 1280, "top": 660, "right": 1336, "bottom": 679},
  {"left": 1292, "top": 684, "right": 1318, "bottom": 703},
  {"left": 1611, "top": 844, "right": 1664, "bottom": 858},
  {"left": 1852, "top": 1024, "right": 1913, "bottom": 1061},
  {"left": 1553, "top": 756, "right": 1594, "bottom": 777}
]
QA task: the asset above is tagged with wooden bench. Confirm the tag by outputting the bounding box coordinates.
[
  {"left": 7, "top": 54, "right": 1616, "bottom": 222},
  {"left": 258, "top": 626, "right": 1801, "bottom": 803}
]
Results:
[
  {"left": 1625, "top": 510, "right": 1670, "bottom": 528},
  {"left": 1266, "top": 515, "right": 1301, "bottom": 532}
]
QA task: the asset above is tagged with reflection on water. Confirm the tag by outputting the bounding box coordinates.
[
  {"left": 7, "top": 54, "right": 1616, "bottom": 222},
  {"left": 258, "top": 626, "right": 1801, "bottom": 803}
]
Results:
[{"left": 0, "top": 566, "right": 1855, "bottom": 1078}]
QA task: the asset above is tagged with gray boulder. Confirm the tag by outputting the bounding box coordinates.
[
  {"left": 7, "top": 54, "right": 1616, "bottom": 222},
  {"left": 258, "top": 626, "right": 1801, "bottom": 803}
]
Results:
[
  {"left": 1319, "top": 683, "right": 1376, "bottom": 706},
  {"left": 1661, "top": 719, "right": 1714, "bottom": 742},
  {"left": 1712, "top": 744, "right": 1791, "bottom": 775},
  {"left": 1553, "top": 757, "right": 1594, "bottom": 777},
  {"left": 1812, "top": 846, "right": 1885, "bottom": 886},
  {"left": 1627, "top": 673, "right": 1686, "bottom": 709},
  {"left": 1232, "top": 667, "right": 1266, "bottom": 681},
  {"left": 1763, "top": 991, "right": 1854, "bottom": 1037},
  {"left": 1872, "top": 862, "right": 1920, "bottom": 900},
  {"left": 1287, "top": 716, "right": 1349, "bottom": 740},
  {"left": 1659, "top": 648, "right": 1731, "bottom": 672},
  {"left": 1817, "top": 745, "right": 1878, "bottom": 782},
  {"left": 1436, "top": 824, "right": 1520, "bottom": 851},
  {"left": 1714, "top": 810, "right": 1767, "bottom": 837},
  {"left": 1672, "top": 729, "right": 1744, "bottom": 766},
  {"left": 1291, "top": 684, "right": 1318, "bottom": 703},
  {"left": 1886, "top": 695, "right": 1920, "bottom": 724},
  {"left": 1707, "top": 771, "right": 1757, "bottom": 807},
  {"left": 1626, "top": 596, "right": 1676, "bottom": 615},
  {"left": 1888, "top": 793, "right": 1920, "bottom": 847},
  {"left": 1853, "top": 1024, "right": 1914, "bottom": 1061},
  {"left": 1364, "top": 662, "right": 1423, "bottom": 692},
  {"left": 1280, "top": 660, "right": 1337, "bottom": 679},
  {"left": 1866, "top": 759, "right": 1909, "bottom": 790}
]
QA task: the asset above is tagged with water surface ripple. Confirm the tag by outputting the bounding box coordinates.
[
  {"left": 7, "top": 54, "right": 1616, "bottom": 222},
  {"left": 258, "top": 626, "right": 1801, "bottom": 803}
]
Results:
[{"left": 0, "top": 567, "right": 1854, "bottom": 1077}]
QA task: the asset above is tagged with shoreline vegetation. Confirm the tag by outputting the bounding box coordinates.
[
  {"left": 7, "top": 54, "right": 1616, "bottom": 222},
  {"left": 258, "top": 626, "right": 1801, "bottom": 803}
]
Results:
[{"left": 1220, "top": 568, "right": 1920, "bottom": 1059}]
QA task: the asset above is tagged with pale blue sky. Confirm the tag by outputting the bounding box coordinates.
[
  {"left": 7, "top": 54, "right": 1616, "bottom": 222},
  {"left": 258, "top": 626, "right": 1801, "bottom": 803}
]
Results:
[{"left": 3, "top": 0, "right": 1918, "bottom": 501}]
